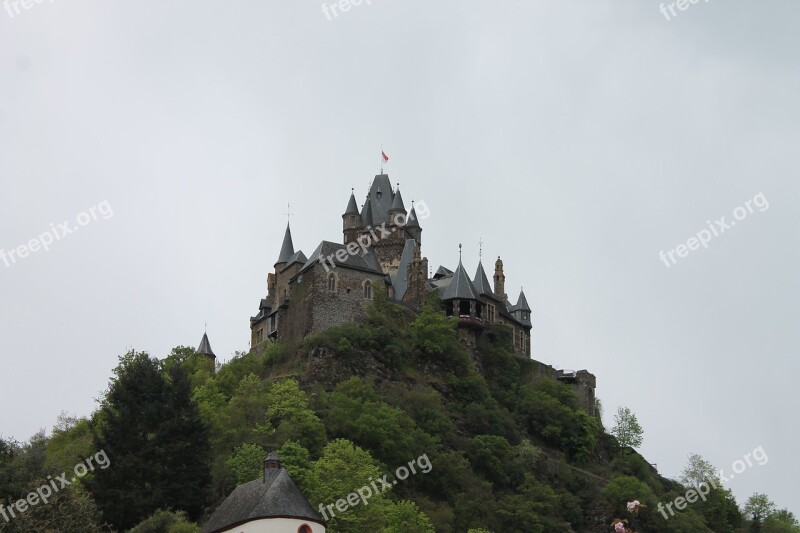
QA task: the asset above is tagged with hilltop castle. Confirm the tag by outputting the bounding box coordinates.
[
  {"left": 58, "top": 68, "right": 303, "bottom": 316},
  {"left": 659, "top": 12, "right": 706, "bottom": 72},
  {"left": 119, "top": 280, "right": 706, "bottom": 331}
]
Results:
[{"left": 248, "top": 173, "right": 596, "bottom": 414}]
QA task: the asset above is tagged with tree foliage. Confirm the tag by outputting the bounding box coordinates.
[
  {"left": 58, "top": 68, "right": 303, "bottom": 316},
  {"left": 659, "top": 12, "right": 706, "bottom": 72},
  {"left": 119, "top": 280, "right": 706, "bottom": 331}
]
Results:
[
  {"left": 90, "top": 351, "right": 211, "bottom": 531},
  {"left": 611, "top": 406, "right": 644, "bottom": 449}
]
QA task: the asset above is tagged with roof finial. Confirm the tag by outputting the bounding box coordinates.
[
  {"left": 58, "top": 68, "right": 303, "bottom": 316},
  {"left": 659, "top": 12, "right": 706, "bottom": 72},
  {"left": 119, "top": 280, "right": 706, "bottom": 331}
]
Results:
[
  {"left": 459, "top": 243, "right": 462, "bottom": 260},
  {"left": 204, "top": 321, "right": 207, "bottom": 333},
  {"left": 284, "top": 203, "right": 293, "bottom": 223},
  {"left": 478, "top": 238, "right": 483, "bottom": 259}
]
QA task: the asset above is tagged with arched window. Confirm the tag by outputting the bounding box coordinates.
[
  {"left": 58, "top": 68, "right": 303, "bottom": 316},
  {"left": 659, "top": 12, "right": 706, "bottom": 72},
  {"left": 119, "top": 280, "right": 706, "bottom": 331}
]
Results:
[
  {"left": 363, "top": 281, "right": 372, "bottom": 299},
  {"left": 298, "top": 525, "right": 313, "bottom": 533},
  {"left": 328, "top": 273, "right": 336, "bottom": 292}
]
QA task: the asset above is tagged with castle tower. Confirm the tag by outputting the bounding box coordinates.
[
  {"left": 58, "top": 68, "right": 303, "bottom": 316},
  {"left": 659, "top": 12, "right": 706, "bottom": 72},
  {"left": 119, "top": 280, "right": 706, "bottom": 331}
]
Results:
[
  {"left": 405, "top": 202, "right": 422, "bottom": 246},
  {"left": 342, "top": 189, "right": 362, "bottom": 245},
  {"left": 387, "top": 184, "right": 407, "bottom": 227},
  {"left": 493, "top": 256, "right": 506, "bottom": 300},
  {"left": 272, "top": 222, "right": 295, "bottom": 306},
  {"left": 196, "top": 332, "right": 216, "bottom": 361}
]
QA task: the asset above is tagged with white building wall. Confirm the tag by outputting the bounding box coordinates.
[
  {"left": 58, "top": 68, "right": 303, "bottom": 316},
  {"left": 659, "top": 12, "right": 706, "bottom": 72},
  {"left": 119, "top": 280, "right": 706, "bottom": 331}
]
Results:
[{"left": 218, "top": 517, "right": 325, "bottom": 533}]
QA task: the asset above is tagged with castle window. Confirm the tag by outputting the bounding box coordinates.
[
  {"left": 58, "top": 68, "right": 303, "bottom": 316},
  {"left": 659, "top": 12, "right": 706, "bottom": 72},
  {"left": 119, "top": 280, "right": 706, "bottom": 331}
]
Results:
[
  {"left": 328, "top": 273, "right": 336, "bottom": 292},
  {"left": 459, "top": 300, "right": 471, "bottom": 316},
  {"left": 298, "top": 525, "right": 312, "bottom": 533},
  {"left": 364, "top": 281, "right": 373, "bottom": 299}
]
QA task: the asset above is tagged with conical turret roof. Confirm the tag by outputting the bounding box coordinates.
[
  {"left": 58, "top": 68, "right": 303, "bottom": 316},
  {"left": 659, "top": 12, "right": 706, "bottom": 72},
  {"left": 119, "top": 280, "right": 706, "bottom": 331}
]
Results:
[
  {"left": 442, "top": 259, "right": 480, "bottom": 301},
  {"left": 391, "top": 187, "right": 406, "bottom": 211},
  {"left": 344, "top": 190, "right": 359, "bottom": 214},
  {"left": 197, "top": 332, "right": 215, "bottom": 358},
  {"left": 473, "top": 261, "right": 494, "bottom": 296},
  {"left": 276, "top": 223, "right": 294, "bottom": 264}
]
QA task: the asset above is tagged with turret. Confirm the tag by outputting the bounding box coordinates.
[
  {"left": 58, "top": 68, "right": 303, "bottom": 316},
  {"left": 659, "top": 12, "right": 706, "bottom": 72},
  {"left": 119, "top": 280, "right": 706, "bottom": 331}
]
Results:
[
  {"left": 493, "top": 256, "right": 506, "bottom": 300},
  {"left": 275, "top": 223, "right": 294, "bottom": 268},
  {"left": 196, "top": 332, "right": 216, "bottom": 369},
  {"left": 405, "top": 201, "right": 422, "bottom": 245},
  {"left": 387, "top": 184, "right": 407, "bottom": 227},
  {"left": 342, "top": 188, "right": 362, "bottom": 244}
]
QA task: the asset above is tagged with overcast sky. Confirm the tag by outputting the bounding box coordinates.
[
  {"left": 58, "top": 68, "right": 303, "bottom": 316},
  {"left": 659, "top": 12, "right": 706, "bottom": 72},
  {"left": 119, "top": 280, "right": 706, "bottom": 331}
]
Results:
[{"left": 1, "top": 0, "right": 797, "bottom": 516}]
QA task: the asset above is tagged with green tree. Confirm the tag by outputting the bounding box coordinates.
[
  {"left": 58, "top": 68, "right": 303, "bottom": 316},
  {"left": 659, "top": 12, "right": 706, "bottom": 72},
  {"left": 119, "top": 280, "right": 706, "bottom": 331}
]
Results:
[
  {"left": 90, "top": 351, "right": 211, "bottom": 530},
  {"left": 679, "top": 453, "right": 720, "bottom": 487},
  {"left": 257, "top": 378, "right": 327, "bottom": 454},
  {"left": 0, "top": 479, "right": 105, "bottom": 532},
  {"left": 129, "top": 509, "right": 200, "bottom": 533},
  {"left": 384, "top": 500, "right": 435, "bottom": 533},
  {"left": 745, "top": 493, "right": 776, "bottom": 523},
  {"left": 611, "top": 406, "right": 644, "bottom": 449},
  {"left": 309, "top": 439, "right": 388, "bottom": 533},
  {"left": 225, "top": 443, "right": 266, "bottom": 485}
]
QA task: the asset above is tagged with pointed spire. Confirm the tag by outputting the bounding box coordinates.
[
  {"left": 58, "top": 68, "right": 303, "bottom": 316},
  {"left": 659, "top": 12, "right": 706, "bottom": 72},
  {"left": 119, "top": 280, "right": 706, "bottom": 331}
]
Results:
[
  {"left": 345, "top": 188, "right": 359, "bottom": 214},
  {"left": 473, "top": 261, "right": 494, "bottom": 296},
  {"left": 197, "top": 332, "right": 216, "bottom": 358},
  {"left": 406, "top": 201, "right": 420, "bottom": 228},
  {"left": 390, "top": 184, "right": 406, "bottom": 212},
  {"left": 362, "top": 196, "right": 374, "bottom": 227},
  {"left": 276, "top": 222, "right": 294, "bottom": 264},
  {"left": 516, "top": 288, "right": 531, "bottom": 312},
  {"left": 443, "top": 254, "right": 481, "bottom": 301}
]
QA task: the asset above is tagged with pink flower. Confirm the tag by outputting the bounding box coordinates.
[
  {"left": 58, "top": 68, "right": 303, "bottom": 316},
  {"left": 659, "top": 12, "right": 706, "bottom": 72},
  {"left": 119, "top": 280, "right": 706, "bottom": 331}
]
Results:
[
  {"left": 614, "top": 522, "right": 626, "bottom": 533},
  {"left": 626, "top": 500, "right": 641, "bottom": 511}
]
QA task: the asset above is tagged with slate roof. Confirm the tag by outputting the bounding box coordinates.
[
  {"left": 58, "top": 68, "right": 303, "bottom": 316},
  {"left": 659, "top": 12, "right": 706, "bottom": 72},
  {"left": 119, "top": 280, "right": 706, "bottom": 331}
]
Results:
[
  {"left": 201, "top": 466, "right": 322, "bottom": 533},
  {"left": 392, "top": 239, "right": 417, "bottom": 300},
  {"left": 515, "top": 289, "right": 531, "bottom": 312},
  {"left": 406, "top": 205, "right": 420, "bottom": 228},
  {"left": 391, "top": 187, "right": 406, "bottom": 211},
  {"left": 281, "top": 250, "right": 308, "bottom": 272},
  {"left": 361, "top": 196, "right": 374, "bottom": 228},
  {"left": 276, "top": 223, "right": 294, "bottom": 264},
  {"left": 297, "top": 240, "right": 385, "bottom": 277},
  {"left": 433, "top": 265, "right": 453, "bottom": 279},
  {"left": 344, "top": 191, "right": 359, "bottom": 215},
  {"left": 360, "top": 174, "right": 395, "bottom": 226},
  {"left": 197, "top": 333, "right": 215, "bottom": 358},
  {"left": 442, "top": 260, "right": 480, "bottom": 301},
  {"left": 472, "top": 261, "right": 494, "bottom": 297}
]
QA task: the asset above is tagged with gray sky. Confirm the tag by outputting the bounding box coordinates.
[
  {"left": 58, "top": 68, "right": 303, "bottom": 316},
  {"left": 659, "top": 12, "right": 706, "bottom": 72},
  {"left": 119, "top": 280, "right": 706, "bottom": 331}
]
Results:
[{"left": 1, "top": 0, "right": 797, "bottom": 515}]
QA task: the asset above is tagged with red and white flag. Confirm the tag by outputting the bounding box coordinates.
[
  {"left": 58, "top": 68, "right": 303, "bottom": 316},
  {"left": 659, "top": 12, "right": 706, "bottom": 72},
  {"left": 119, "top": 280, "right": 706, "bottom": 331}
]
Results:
[{"left": 381, "top": 150, "right": 389, "bottom": 163}]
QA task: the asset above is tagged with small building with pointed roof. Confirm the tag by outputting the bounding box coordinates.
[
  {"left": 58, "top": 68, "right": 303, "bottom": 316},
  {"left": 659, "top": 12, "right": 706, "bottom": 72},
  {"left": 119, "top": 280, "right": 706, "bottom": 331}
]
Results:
[
  {"left": 197, "top": 332, "right": 216, "bottom": 360},
  {"left": 201, "top": 453, "right": 324, "bottom": 533}
]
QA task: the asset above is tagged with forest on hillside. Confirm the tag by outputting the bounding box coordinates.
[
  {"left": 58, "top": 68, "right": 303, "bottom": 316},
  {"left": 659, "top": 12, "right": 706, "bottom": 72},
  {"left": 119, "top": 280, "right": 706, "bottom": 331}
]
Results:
[{"left": 0, "top": 295, "right": 795, "bottom": 532}]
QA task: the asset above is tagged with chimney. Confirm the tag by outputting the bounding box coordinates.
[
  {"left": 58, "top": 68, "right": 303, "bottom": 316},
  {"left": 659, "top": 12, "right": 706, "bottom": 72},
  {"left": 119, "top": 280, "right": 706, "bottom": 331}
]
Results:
[{"left": 263, "top": 452, "right": 281, "bottom": 482}]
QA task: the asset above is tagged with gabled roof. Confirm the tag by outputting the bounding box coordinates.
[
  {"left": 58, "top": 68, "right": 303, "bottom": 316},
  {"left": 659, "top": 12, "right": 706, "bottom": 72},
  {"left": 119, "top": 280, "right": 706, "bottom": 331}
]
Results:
[
  {"left": 201, "top": 467, "right": 322, "bottom": 533},
  {"left": 197, "top": 333, "right": 215, "bottom": 358},
  {"left": 297, "top": 240, "right": 385, "bottom": 277},
  {"left": 344, "top": 191, "right": 359, "bottom": 215},
  {"left": 473, "top": 261, "right": 494, "bottom": 297},
  {"left": 276, "top": 223, "right": 294, "bottom": 264},
  {"left": 433, "top": 265, "right": 453, "bottom": 279},
  {"left": 281, "top": 250, "right": 308, "bottom": 272},
  {"left": 442, "top": 260, "right": 480, "bottom": 301}
]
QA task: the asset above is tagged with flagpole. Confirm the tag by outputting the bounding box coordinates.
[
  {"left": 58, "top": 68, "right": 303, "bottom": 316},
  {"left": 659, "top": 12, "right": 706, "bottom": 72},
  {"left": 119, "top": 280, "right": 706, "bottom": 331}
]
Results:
[{"left": 380, "top": 144, "right": 383, "bottom": 174}]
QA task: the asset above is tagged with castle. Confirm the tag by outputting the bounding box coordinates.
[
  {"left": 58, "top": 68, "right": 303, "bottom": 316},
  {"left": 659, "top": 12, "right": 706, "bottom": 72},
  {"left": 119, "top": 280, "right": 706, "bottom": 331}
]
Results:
[{"left": 247, "top": 173, "right": 596, "bottom": 414}]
